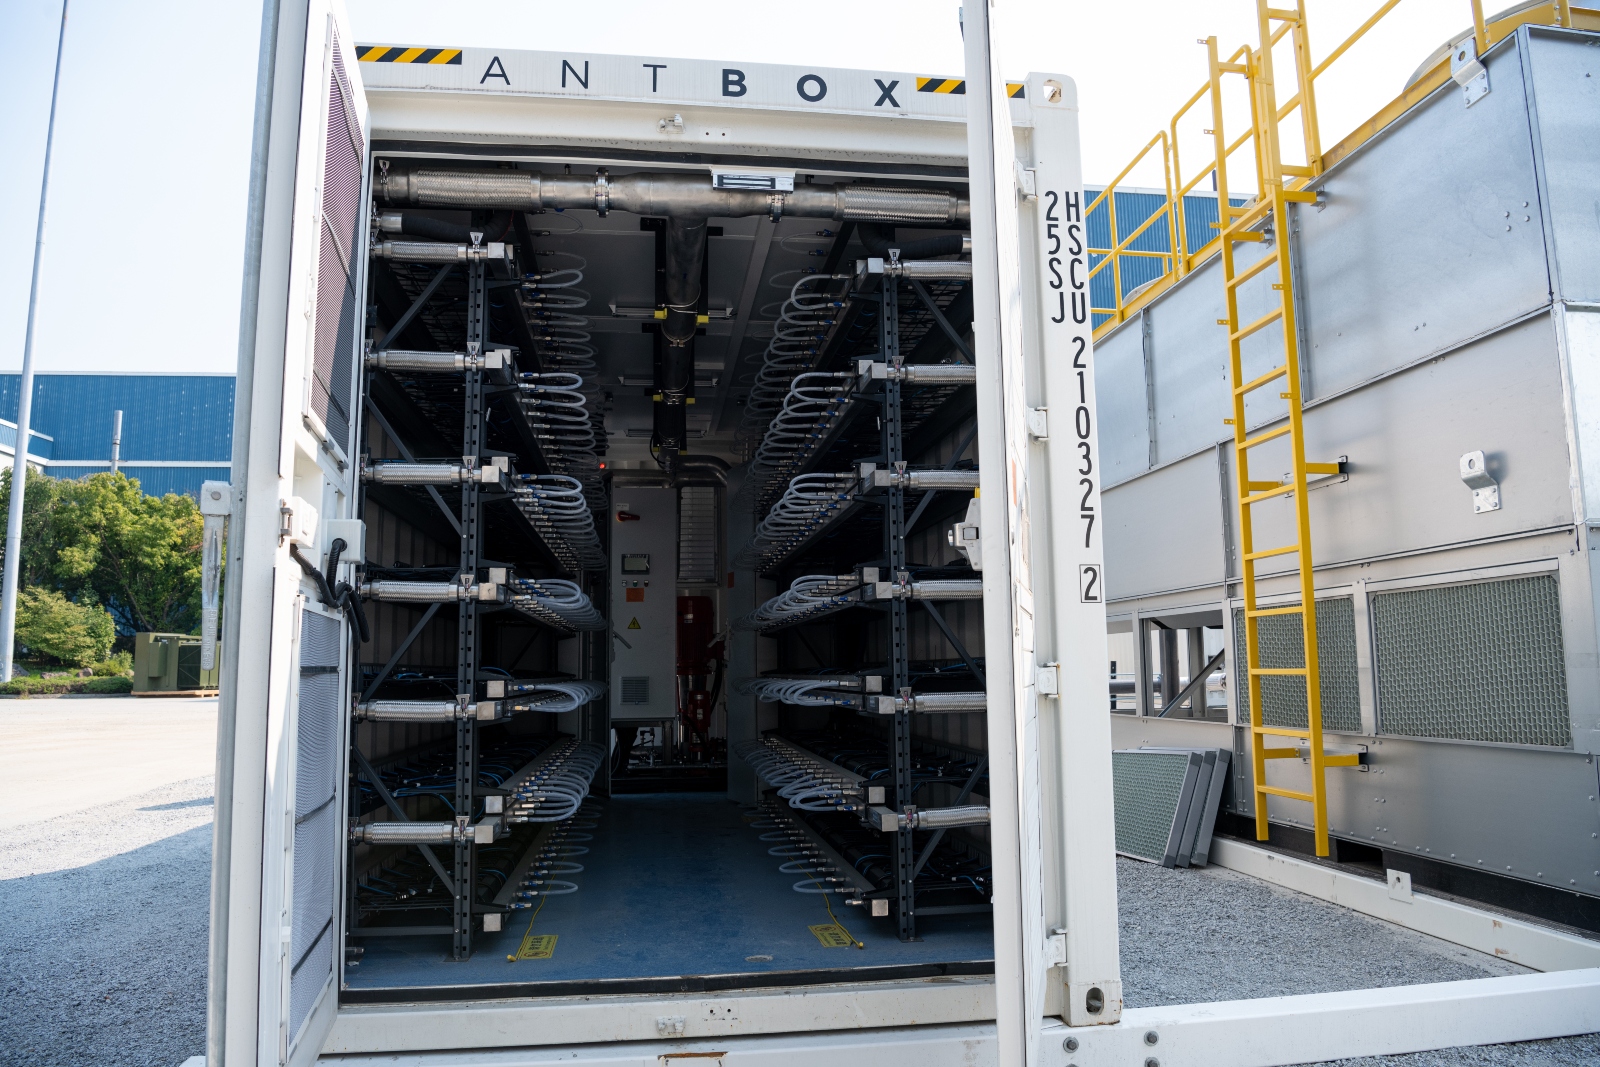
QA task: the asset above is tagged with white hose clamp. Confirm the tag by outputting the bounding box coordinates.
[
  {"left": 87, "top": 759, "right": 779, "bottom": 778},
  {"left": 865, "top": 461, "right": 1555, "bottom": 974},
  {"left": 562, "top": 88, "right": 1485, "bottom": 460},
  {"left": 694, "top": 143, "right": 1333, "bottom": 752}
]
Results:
[
  {"left": 768, "top": 192, "right": 786, "bottom": 223},
  {"left": 593, "top": 168, "right": 611, "bottom": 217}
]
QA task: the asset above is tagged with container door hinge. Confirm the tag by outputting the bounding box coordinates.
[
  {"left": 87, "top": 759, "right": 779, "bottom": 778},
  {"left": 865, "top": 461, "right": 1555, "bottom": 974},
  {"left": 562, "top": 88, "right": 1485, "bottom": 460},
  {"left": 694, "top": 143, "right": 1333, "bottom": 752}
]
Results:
[
  {"left": 1014, "top": 161, "right": 1038, "bottom": 200},
  {"left": 1045, "top": 928, "right": 1067, "bottom": 967}
]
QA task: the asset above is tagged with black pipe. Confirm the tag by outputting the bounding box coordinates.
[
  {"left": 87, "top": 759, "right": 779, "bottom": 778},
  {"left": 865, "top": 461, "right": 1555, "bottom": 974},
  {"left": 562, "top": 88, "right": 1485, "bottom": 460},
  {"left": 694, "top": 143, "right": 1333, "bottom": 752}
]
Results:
[
  {"left": 288, "top": 539, "right": 370, "bottom": 644},
  {"left": 857, "top": 222, "right": 967, "bottom": 260},
  {"left": 654, "top": 217, "right": 707, "bottom": 473}
]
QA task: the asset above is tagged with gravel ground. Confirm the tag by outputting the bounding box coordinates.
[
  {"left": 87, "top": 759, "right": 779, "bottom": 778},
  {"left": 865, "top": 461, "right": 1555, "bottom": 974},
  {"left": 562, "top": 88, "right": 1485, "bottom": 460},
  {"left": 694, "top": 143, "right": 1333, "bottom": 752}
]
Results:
[
  {"left": 0, "top": 775, "right": 212, "bottom": 1067},
  {"left": 1117, "top": 856, "right": 1600, "bottom": 1065},
  {"left": 2, "top": 788, "right": 1593, "bottom": 1066}
]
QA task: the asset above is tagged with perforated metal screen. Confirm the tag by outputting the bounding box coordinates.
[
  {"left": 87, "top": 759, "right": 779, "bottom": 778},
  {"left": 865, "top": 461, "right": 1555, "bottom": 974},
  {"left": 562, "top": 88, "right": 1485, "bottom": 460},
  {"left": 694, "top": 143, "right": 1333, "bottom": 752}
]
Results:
[
  {"left": 290, "top": 607, "right": 343, "bottom": 1042},
  {"left": 1112, "top": 749, "right": 1195, "bottom": 864},
  {"left": 1372, "top": 574, "right": 1570, "bottom": 747},
  {"left": 308, "top": 36, "right": 363, "bottom": 454},
  {"left": 1232, "top": 597, "right": 1361, "bottom": 733}
]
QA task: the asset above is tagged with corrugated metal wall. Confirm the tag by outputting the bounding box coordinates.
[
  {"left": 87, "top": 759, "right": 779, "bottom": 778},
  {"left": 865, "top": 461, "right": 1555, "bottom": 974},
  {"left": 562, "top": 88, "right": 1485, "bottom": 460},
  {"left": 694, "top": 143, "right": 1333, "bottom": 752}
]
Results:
[{"left": 0, "top": 373, "right": 234, "bottom": 498}]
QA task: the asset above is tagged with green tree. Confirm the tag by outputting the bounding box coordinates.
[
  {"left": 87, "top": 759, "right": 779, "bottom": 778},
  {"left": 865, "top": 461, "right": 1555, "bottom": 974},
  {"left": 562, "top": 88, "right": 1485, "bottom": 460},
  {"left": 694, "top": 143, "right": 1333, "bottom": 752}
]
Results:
[
  {"left": 49, "top": 473, "right": 204, "bottom": 634},
  {"left": 0, "top": 467, "right": 65, "bottom": 589},
  {"left": 15, "top": 587, "right": 116, "bottom": 666}
]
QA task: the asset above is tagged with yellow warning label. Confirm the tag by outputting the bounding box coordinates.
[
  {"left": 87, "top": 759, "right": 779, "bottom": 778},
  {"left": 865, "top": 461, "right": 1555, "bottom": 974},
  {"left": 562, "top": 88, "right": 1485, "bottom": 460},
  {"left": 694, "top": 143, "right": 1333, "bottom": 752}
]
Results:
[
  {"left": 809, "top": 923, "right": 855, "bottom": 948},
  {"left": 356, "top": 45, "right": 463, "bottom": 65},
  {"left": 914, "top": 77, "right": 1025, "bottom": 98},
  {"left": 627, "top": 617, "right": 641, "bottom": 630},
  {"left": 511, "top": 933, "right": 558, "bottom": 960}
]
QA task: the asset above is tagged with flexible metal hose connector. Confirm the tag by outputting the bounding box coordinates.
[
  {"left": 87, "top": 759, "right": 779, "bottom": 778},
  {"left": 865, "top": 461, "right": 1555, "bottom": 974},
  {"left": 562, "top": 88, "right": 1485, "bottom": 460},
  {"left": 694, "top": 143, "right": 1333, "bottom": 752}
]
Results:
[
  {"left": 351, "top": 822, "right": 458, "bottom": 845},
  {"left": 379, "top": 169, "right": 969, "bottom": 224}
]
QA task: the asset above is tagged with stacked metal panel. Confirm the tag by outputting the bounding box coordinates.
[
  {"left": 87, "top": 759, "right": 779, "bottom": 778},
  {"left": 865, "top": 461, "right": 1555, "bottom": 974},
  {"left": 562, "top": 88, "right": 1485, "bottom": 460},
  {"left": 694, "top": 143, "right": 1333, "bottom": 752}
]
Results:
[{"left": 1112, "top": 747, "right": 1231, "bottom": 868}]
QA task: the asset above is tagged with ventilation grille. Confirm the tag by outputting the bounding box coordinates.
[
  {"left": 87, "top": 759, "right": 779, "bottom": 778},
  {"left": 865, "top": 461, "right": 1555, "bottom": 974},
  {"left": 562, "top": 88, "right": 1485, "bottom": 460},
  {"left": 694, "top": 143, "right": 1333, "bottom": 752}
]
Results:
[
  {"left": 289, "top": 606, "right": 342, "bottom": 1045},
  {"left": 1372, "top": 574, "right": 1570, "bottom": 747},
  {"left": 678, "top": 486, "right": 718, "bottom": 583},
  {"left": 1112, "top": 749, "right": 1198, "bottom": 865},
  {"left": 620, "top": 676, "right": 650, "bottom": 705},
  {"left": 307, "top": 34, "right": 363, "bottom": 455},
  {"left": 1232, "top": 597, "right": 1361, "bottom": 733}
]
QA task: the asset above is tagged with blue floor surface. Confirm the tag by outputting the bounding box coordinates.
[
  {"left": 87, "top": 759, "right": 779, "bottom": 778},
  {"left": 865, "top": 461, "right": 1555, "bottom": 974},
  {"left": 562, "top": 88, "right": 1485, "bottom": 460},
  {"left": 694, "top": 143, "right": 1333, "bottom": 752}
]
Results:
[{"left": 347, "top": 793, "right": 993, "bottom": 991}]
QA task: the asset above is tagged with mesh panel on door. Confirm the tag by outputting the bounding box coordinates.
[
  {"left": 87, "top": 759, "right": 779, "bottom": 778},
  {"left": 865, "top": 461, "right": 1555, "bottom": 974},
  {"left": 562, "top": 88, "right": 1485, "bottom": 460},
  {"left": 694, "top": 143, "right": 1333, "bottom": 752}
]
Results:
[
  {"left": 294, "top": 671, "right": 340, "bottom": 817},
  {"left": 1231, "top": 597, "right": 1361, "bottom": 733},
  {"left": 287, "top": 913, "right": 333, "bottom": 1042},
  {"left": 289, "top": 607, "right": 343, "bottom": 1045},
  {"left": 299, "top": 608, "right": 342, "bottom": 669},
  {"left": 308, "top": 34, "right": 363, "bottom": 454},
  {"left": 1371, "top": 574, "right": 1570, "bottom": 746}
]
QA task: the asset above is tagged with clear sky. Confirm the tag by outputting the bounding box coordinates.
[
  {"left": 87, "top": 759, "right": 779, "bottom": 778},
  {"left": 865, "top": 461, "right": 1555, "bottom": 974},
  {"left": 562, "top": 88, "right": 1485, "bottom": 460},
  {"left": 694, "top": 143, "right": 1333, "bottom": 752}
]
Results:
[{"left": 0, "top": 0, "right": 1472, "bottom": 374}]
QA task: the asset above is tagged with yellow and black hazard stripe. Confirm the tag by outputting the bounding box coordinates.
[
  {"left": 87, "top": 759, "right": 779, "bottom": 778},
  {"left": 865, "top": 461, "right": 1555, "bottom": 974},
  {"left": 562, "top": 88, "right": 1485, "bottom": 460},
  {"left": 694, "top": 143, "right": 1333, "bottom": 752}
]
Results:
[
  {"left": 357, "top": 45, "right": 462, "bottom": 65},
  {"left": 915, "top": 77, "right": 1025, "bottom": 98}
]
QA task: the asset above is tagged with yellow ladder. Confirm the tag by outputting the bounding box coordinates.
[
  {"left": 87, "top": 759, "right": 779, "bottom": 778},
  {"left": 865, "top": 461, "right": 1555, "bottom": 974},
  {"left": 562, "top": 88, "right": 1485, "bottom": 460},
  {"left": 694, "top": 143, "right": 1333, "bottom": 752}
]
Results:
[{"left": 1212, "top": 2, "right": 1357, "bottom": 858}]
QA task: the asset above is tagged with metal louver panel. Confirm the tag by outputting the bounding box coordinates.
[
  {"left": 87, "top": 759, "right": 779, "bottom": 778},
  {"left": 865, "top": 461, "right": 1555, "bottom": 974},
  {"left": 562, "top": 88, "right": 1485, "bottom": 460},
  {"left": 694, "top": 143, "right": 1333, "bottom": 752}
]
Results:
[
  {"left": 289, "top": 608, "right": 342, "bottom": 1044},
  {"left": 1112, "top": 749, "right": 1200, "bottom": 866},
  {"left": 678, "top": 486, "right": 717, "bottom": 582},
  {"left": 1232, "top": 596, "right": 1361, "bottom": 733},
  {"left": 621, "top": 676, "right": 650, "bottom": 704},
  {"left": 308, "top": 32, "right": 364, "bottom": 454},
  {"left": 1372, "top": 574, "right": 1570, "bottom": 747}
]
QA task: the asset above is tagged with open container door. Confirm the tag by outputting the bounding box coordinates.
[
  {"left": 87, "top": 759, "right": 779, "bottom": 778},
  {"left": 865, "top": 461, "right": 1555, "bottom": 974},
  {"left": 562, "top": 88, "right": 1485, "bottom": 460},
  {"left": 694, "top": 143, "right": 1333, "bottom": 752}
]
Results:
[
  {"left": 209, "top": 1, "right": 370, "bottom": 1064},
  {"left": 963, "top": 6, "right": 1124, "bottom": 1065}
]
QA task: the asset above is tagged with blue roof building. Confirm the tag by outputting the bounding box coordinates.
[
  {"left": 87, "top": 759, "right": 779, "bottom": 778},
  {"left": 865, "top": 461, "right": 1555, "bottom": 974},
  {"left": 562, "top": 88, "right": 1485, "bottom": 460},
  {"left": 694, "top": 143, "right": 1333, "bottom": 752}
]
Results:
[{"left": 0, "top": 373, "right": 234, "bottom": 498}]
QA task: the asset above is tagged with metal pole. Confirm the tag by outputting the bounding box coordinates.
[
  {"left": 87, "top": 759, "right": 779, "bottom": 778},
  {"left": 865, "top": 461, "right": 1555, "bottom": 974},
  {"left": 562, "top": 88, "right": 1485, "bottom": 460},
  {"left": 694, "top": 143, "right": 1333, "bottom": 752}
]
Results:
[
  {"left": 1, "top": 0, "right": 71, "bottom": 683},
  {"left": 110, "top": 409, "right": 122, "bottom": 474}
]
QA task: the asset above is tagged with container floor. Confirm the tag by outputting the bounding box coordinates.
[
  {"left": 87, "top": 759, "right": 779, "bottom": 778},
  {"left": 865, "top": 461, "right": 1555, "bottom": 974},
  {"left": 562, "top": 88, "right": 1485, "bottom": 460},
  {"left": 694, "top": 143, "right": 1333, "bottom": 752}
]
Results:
[{"left": 344, "top": 792, "right": 993, "bottom": 995}]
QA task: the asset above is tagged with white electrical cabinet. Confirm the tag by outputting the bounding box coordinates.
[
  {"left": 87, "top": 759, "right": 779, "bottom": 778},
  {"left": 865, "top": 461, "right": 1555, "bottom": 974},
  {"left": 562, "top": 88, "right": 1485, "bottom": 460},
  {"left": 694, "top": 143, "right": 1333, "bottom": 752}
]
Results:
[{"left": 609, "top": 483, "right": 677, "bottom": 722}]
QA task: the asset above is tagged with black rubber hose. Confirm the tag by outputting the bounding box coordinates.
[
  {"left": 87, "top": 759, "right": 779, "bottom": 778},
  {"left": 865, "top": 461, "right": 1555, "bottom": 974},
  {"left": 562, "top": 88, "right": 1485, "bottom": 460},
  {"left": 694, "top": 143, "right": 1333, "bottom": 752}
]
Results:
[
  {"left": 287, "top": 539, "right": 369, "bottom": 643},
  {"left": 856, "top": 222, "right": 967, "bottom": 260}
]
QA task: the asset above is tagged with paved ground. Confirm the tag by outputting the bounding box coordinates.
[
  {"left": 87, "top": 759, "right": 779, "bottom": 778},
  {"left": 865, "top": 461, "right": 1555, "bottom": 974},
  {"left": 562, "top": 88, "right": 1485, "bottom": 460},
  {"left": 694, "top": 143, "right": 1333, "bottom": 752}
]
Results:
[
  {"left": 0, "top": 698, "right": 214, "bottom": 1067},
  {"left": 0, "top": 696, "right": 1594, "bottom": 1065},
  {"left": 0, "top": 696, "right": 217, "bottom": 829}
]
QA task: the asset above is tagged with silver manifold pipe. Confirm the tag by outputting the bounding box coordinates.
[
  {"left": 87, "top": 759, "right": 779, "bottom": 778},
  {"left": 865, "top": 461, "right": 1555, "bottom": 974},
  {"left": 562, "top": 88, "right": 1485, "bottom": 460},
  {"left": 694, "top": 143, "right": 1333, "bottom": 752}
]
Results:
[
  {"left": 352, "top": 699, "right": 500, "bottom": 722},
  {"left": 369, "top": 239, "right": 508, "bottom": 262},
  {"left": 864, "top": 466, "right": 981, "bottom": 490},
  {"left": 866, "top": 579, "right": 984, "bottom": 601},
  {"left": 350, "top": 820, "right": 496, "bottom": 844},
  {"left": 359, "top": 579, "right": 502, "bottom": 603},
  {"left": 865, "top": 257, "right": 973, "bottom": 280},
  {"left": 875, "top": 691, "right": 988, "bottom": 714},
  {"left": 361, "top": 459, "right": 506, "bottom": 486},
  {"left": 376, "top": 168, "right": 968, "bottom": 225},
  {"left": 366, "top": 348, "right": 508, "bottom": 373},
  {"left": 872, "top": 804, "right": 991, "bottom": 831},
  {"left": 858, "top": 361, "right": 978, "bottom": 385}
]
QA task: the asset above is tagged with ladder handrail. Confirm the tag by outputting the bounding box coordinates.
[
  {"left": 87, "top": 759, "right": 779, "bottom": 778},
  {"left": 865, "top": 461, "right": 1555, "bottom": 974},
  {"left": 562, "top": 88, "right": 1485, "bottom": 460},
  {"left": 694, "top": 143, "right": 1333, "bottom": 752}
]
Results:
[{"left": 1087, "top": 1, "right": 1590, "bottom": 337}]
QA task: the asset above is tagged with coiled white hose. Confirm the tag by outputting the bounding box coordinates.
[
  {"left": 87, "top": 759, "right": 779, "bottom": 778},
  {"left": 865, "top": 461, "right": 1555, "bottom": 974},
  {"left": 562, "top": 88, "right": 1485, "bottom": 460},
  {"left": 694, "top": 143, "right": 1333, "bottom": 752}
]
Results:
[
  {"left": 511, "top": 474, "right": 606, "bottom": 572},
  {"left": 505, "top": 740, "right": 606, "bottom": 824},
  {"left": 736, "top": 573, "right": 861, "bottom": 630},
  {"left": 734, "top": 738, "right": 861, "bottom": 814},
  {"left": 508, "top": 577, "right": 606, "bottom": 630},
  {"left": 737, "top": 275, "right": 846, "bottom": 456},
  {"left": 733, "top": 471, "right": 858, "bottom": 570}
]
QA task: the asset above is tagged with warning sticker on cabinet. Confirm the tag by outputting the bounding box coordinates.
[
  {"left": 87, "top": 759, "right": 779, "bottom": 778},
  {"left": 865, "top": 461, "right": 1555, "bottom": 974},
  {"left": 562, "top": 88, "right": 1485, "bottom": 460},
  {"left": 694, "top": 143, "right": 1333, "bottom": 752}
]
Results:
[
  {"left": 626, "top": 588, "right": 645, "bottom": 602},
  {"left": 627, "top": 617, "right": 641, "bottom": 629}
]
